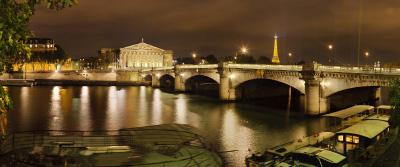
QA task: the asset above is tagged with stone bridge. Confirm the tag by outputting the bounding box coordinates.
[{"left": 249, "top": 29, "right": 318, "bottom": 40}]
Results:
[{"left": 140, "top": 63, "right": 400, "bottom": 115}]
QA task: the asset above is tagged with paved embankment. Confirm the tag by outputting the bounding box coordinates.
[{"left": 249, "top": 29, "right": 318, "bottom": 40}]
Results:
[{"left": 0, "top": 79, "right": 150, "bottom": 86}]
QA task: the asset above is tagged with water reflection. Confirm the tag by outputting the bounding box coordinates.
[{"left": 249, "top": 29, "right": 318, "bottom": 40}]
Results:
[
  {"left": 174, "top": 94, "right": 187, "bottom": 124},
  {"left": 79, "top": 86, "right": 92, "bottom": 131},
  {"left": 49, "top": 86, "right": 64, "bottom": 130},
  {"left": 221, "top": 108, "right": 254, "bottom": 165},
  {"left": 106, "top": 86, "right": 126, "bottom": 130},
  {"left": 6, "top": 86, "right": 327, "bottom": 167},
  {"left": 19, "top": 87, "right": 30, "bottom": 129},
  {"left": 152, "top": 89, "right": 162, "bottom": 125},
  {"left": 138, "top": 86, "right": 148, "bottom": 126}
]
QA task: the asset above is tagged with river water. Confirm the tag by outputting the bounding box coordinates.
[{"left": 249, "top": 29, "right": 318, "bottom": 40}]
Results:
[{"left": 5, "top": 86, "right": 327, "bottom": 166}]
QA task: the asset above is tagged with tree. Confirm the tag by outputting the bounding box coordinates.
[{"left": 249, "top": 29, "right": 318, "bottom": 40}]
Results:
[
  {"left": 205, "top": 55, "right": 218, "bottom": 64},
  {"left": 384, "top": 62, "right": 400, "bottom": 68},
  {"left": 219, "top": 55, "right": 234, "bottom": 63},
  {"left": 297, "top": 60, "right": 306, "bottom": 65},
  {"left": 256, "top": 56, "right": 272, "bottom": 64},
  {"left": 0, "top": 0, "right": 77, "bottom": 141},
  {"left": 1, "top": 0, "right": 77, "bottom": 69},
  {"left": 235, "top": 54, "right": 256, "bottom": 64},
  {"left": 389, "top": 78, "right": 400, "bottom": 139}
]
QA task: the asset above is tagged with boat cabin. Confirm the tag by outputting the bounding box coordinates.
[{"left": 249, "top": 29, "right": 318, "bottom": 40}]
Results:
[
  {"left": 335, "top": 120, "right": 389, "bottom": 155},
  {"left": 376, "top": 105, "right": 391, "bottom": 116}
]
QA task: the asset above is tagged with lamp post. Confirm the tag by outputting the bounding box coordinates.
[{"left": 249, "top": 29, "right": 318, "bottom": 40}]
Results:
[
  {"left": 288, "top": 52, "right": 292, "bottom": 65},
  {"left": 365, "top": 52, "right": 369, "bottom": 67},
  {"left": 328, "top": 44, "right": 333, "bottom": 66}
]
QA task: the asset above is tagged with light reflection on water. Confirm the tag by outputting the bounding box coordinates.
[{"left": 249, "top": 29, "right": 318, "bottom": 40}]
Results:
[
  {"left": 79, "top": 86, "right": 92, "bottom": 131},
  {"left": 6, "top": 86, "right": 326, "bottom": 167},
  {"left": 49, "top": 86, "right": 64, "bottom": 130}
]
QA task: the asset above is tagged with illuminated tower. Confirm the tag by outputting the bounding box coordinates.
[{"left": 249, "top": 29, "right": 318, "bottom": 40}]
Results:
[{"left": 271, "top": 34, "right": 280, "bottom": 64}]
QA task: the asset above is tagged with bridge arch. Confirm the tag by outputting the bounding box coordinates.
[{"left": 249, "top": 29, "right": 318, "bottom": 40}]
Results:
[
  {"left": 144, "top": 74, "right": 152, "bottom": 84},
  {"left": 231, "top": 79, "right": 304, "bottom": 100},
  {"left": 183, "top": 75, "right": 219, "bottom": 97},
  {"left": 159, "top": 74, "right": 175, "bottom": 88},
  {"left": 230, "top": 72, "right": 305, "bottom": 95},
  {"left": 321, "top": 78, "right": 388, "bottom": 97}
]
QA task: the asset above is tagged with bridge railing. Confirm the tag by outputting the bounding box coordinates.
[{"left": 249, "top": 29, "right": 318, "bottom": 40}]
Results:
[
  {"left": 177, "top": 64, "right": 218, "bottom": 69},
  {"left": 226, "top": 64, "right": 303, "bottom": 71},
  {"left": 318, "top": 66, "right": 400, "bottom": 75}
]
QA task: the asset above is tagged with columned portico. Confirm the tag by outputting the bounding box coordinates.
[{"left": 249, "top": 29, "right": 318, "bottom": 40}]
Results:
[{"left": 119, "top": 40, "right": 173, "bottom": 69}]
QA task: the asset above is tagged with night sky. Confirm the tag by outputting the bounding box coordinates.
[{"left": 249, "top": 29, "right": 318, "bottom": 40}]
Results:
[{"left": 29, "top": 0, "right": 400, "bottom": 65}]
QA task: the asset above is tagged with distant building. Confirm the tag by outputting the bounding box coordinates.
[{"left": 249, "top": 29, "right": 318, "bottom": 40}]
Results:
[
  {"left": 12, "top": 38, "right": 72, "bottom": 72},
  {"left": 271, "top": 34, "right": 280, "bottom": 64},
  {"left": 25, "top": 38, "right": 57, "bottom": 52},
  {"left": 119, "top": 39, "right": 173, "bottom": 68}
]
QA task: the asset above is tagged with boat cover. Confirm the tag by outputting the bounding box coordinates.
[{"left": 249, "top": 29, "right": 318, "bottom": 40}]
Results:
[
  {"left": 323, "top": 105, "right": 374, "bottom": 119},
  {"left": 336, "top": 120, "right": 389, "bottom": 139},
  {"left": 377, "top": 105, "right": 391, "bottom": 110}
]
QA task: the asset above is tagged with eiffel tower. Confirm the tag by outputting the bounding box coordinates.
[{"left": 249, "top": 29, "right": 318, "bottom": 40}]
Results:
[{"left": 272, "top": 34, "right": 280, "bottom": 64}]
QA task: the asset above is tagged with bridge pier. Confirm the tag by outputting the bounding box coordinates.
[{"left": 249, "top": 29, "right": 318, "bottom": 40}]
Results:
[
  {"left": 151, "top": 74, "right": 160, "bottom": 87},
  {"left": 218, "top": 62, "right": 236, "bottom": 101},
  {"left": 304, "top": 80, "right": 330, "bottom": 115},
  {"left": 379, "top": 87, "right": 390, "bottom": 105},
  {"left": 174, "top": 73, "right": 185, "bottom": 92}
]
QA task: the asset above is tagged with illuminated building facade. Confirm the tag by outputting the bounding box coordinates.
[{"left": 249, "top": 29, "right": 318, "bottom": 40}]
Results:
[
  {"left": 26, "top": 38, "right": 56, "bottom": 51},
  {"left": 119, "top": 40, "right": 173, "bottom": 68},
  {"left": 12, "top": 38, "right": 73, "bottom": 71}
]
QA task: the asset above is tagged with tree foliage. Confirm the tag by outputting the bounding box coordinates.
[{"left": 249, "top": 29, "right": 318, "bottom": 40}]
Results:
[
  {"left": 0, "top": 0, "right": 76, "bottom": 139},
  {"left": 256, "top": 56, "right": 272, "bottom": 64},
  {"left": 0, "top": 0, "right": 77, "bottom": 69},
  {"left": 205, "top": 55, "right": 218, "bottom": 64},
  {"left": 389, "top": 78, "right": 400, "bottom": 138},
  {"left": 30, "top": 45, "right": 68, "bottom": 62},
  {"left": 235, "top": 54, "right": 256, "bottom": 64},
  {"left": 384, "top": 62, "right": 400, "bottom": 68}
]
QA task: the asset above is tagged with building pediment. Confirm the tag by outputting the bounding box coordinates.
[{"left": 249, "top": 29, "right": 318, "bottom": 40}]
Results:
[{"left": 121, "top": 42, "right": 165, "bottom": 52}]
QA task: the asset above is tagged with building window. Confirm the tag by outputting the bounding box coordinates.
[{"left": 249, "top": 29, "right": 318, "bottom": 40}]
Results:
[
  {"left": 338, "top": 135, "right": 343, "bottom": 142},
  {"left": 353, "top": 136, "right": 359, "bottom": 143},
  {"left": 346, "top": 135, "right": 353, "bottom": 142}
]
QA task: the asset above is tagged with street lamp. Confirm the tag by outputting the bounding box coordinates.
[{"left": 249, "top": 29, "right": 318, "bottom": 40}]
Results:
[
  {"left": 241, "top": 47, "right": 247, "bottom": 55},
  {"left": 328, "top": 44, "right": 333, "bottom": 66},
  {"left": 192, "top": 53, "right": 197, "bottom": 64},
  {"left": 288, "top": 52, "right": 292, "bottom": 65},
  {"left": 365, "top": 52, "right": 369, "bottom": 67}
]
